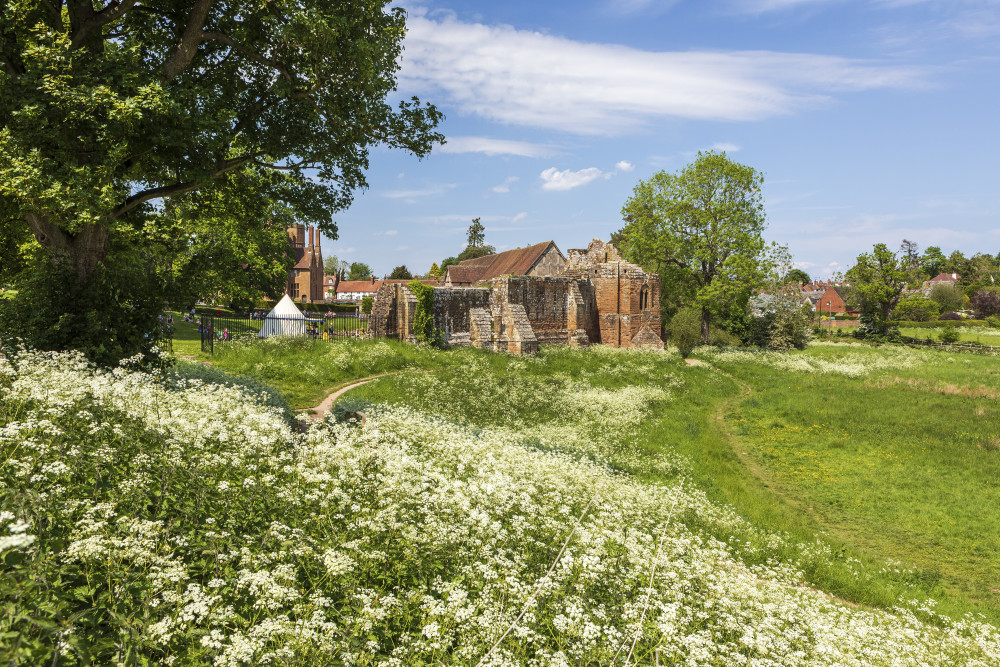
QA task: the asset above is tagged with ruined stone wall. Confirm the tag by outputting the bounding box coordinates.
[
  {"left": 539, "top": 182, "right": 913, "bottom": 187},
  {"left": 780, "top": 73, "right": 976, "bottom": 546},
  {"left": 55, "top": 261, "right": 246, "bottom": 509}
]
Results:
[
  {"left": 590, "top": 262, "right": 662, "bottom": 349},
  {"left": 492, "top": 276, "right": 595, "bottom": 347},
  {"left": 432, "top": 287, "right": 491, "bottom": 346},
  {"left": 367, "top": 282, "right": 399, "bottom": 339}
]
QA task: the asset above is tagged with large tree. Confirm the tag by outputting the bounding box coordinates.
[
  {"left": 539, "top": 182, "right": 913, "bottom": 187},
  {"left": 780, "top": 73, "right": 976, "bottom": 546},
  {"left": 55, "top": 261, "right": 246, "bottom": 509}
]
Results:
[
  {"left": 844, "top": 243, "right": 908, "bottom": 334},
  {"left": 0, "top": 2, "right": 442, "bottom": 295},
  {"left": 617, "top": 151, "right": 769, "bottom": 343},
  {"left": 347, "top": 262, "right": 373, "bottom": 281}
]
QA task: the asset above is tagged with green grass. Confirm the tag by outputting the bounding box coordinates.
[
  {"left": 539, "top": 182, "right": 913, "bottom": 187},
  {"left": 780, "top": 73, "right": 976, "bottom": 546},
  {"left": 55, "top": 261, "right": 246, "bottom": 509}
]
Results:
[
  {"left": 205, "top": 336, "right": 454, "bottom": 408},
  {"left": 194, "top": 336, "right": 1000, "bottom": 624},
  {"left": 704, "top": 344, "right": 1000, "bottom": 622}
]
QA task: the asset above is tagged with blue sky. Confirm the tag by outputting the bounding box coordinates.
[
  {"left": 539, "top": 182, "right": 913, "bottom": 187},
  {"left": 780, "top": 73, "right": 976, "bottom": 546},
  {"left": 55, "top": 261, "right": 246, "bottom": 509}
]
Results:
[{"left": 322, "top": 0, "right": 1000, "bottom": 280}]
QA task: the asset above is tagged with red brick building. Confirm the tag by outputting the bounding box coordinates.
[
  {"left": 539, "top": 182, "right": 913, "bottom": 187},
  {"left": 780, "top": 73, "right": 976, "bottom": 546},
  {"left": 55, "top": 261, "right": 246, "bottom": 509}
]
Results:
[
  {"left": 286, "top": 224, "right": 325, "bottom": 304},
  {"left": 815, "top": 285, "right": 856, "bottom": 317}
]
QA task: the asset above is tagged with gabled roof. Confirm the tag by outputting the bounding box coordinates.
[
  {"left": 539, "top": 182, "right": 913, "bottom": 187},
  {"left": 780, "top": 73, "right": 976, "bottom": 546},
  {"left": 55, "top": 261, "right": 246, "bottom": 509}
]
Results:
[
  {"left": 446, "top": 241, "right": 562, "bottom": 284},
  {"left": 293, "top": 249, "right": 314, "bottom": 270},
  {"left": 928, "top": 272, "right": 960, "bottom": 282}
]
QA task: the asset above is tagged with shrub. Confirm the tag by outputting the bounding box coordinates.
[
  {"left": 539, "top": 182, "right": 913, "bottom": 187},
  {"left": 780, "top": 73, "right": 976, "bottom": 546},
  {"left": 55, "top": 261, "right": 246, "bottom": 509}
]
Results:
[
  {"left": 940, "top": 311, "right": 963, "bottom": 321},
  {"left": 361, "top": 296, "right": 374, "bottom": 314},
  {"left": 929, "top": 283, "right": 966, "bottom": 312},
  {"left": 669, "top": 306, "right": 702, "bottom": 356},
  {"left": 893, "top": 295, "right": 939, "bottom": 322},
  {"left": 987, "top": 314, "right": 1000, "bottom": 328},
  {"left": 408, "top": 279, "right": 443, "bottom": 347},
  {"left": 971, "top": 289, "right": 1000, "bottom": 319},
  {"left": 939, "top": 326, "right": 960, "bottom": 344}
]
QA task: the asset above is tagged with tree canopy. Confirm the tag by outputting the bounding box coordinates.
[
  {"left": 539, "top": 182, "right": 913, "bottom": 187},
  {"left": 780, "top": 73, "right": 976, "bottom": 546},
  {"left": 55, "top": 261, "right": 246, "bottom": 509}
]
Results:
[
  {"left": 388, "top": 265, "right": 412, "bottom": 280},
  {"left": 844, "top": 243, "right": 908, "bottom": 334},
  {"left": 347, "top": 262, "right": 373, "bottom": 281},
  {"left": 617, "top": 151, "right": 770, "bottom": 343},
  {"left": 0, "top": 1, "right": 442, "bottom": 362}
]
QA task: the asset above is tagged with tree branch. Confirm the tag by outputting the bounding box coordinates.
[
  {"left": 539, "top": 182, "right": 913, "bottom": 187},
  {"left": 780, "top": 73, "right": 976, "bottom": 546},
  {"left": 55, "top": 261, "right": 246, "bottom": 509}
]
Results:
[
  {"left": 69, "top": 0, "right": 140, "bottom": 50},
  {"left": 201, "top": 31, "right": 294, "bottom": 83},
  {"left": 107, "top": 155, "right": 255, "bottom": 221},
  {"left": 161, "top": 0, "right": 214, "bottom": 80},
  {"left": 252, "top": 158, "right": 311, "bottom": 171}
]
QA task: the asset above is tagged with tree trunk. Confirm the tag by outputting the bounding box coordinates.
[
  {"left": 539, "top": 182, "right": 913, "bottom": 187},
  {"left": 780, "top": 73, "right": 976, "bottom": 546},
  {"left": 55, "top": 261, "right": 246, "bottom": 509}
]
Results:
[
  {"left": 25, "top": 213, "right": 109, "bottom": 283},
  {"left": 700, "top": 306, "right": 710, "bottom": 344}
]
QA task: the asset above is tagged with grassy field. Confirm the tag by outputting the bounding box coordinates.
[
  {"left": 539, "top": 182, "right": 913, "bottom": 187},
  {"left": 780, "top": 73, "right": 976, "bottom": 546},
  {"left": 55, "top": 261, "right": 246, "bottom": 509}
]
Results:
[
  {"left": 5, "top": 339, "right": 1000, "bottom": 663},
  {"left": 700, "top": 342, "right": 1000, "bottom": 621},
  {"left": 216, "top": 337, "right": 1000, "bottom": 622}
]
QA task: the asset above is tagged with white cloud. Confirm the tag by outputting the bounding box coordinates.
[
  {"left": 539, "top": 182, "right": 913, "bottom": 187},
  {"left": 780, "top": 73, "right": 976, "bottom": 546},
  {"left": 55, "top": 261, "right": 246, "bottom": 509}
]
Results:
[
  {"left": 381, "top": 184, "right": 455, "bottom": 199},
  {"left": 709, "top": 142, "right": 742, "bottom": 153},
  {"left": 493, "top": 176, "right": 520, "bottom": 193},
  {"left": 440, "top": 136, "right": 556, "bottom": 157},
  {"left": 399, "top": 12, "right": 928, "bottom": 135},
  {"left": 336, "top": 247, "right": 356, "bottom": 254},
  {"left": 731, "top": 0, "right": 837, "bottom": 13},
  {"left": 539, "top": 167, "right": 610, "bottom": 191},
  {"left": 512, "top": 211, "right": 528, "bottom": 223},
  {"left": 615, "top": 161, "right": 635, "bottom": 172},
  {"left": 395, "top": 245, "right": 409, "bottom": 251},
  {"left": 374, "top": 229, "right": 399, "bottom": 236}
]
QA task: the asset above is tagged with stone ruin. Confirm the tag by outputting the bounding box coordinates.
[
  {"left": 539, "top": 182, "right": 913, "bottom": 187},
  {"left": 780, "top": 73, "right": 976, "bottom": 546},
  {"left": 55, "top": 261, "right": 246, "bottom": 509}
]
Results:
[{"left": 367, "top": 239, "right": 663, "bottom": 354}]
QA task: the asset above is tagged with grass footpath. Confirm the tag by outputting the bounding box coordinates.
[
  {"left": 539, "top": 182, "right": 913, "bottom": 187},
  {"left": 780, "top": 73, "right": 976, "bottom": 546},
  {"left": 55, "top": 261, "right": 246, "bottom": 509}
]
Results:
[{"left": 701, "top": 343, "right": 1000, "bottom": 623}]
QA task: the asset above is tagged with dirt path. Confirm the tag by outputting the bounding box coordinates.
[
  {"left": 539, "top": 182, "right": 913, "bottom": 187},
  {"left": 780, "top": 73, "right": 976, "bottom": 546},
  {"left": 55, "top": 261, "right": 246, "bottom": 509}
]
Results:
[{"left": 305, "top": 370, "right": 433, "bottom": 421}]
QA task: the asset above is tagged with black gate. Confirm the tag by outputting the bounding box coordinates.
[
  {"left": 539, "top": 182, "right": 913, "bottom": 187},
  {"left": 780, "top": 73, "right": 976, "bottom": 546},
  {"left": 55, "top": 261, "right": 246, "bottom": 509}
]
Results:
[{"left": 200, "top": 315, "right": 214, "bottom": 354}]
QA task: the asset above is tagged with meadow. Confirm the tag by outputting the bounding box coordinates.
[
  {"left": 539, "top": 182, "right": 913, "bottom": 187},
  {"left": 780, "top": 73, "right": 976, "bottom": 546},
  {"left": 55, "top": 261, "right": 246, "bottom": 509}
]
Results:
[{"left": 3, "top": 340, "right": 1000, "bottom": 664}]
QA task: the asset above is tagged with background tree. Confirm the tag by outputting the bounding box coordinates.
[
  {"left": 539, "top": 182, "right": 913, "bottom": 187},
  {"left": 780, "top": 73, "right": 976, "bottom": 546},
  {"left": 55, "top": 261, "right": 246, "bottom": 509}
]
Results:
[
  {"left": 347, "top": 262, "right": 374, "bottom": 281},
  {"left": 428, "top": 262, "right": 442, "bottom": 279},
  {"left": 971, "top": 288, "right": 1000, "bottom": 319},
  {"left": 0, "top": 1, "right": 442, "bottom": 362},
  {"left": 389, "top": 265, "right": 412, "bottom": 280},
  {"left": 921, "top": 246, "right": 947, "bottom": 278},
  {"left": 898, "top": 239, "right": 922, "bottom": 286},
  {"left": 746, "top": 247, "right": 811, "bottom": 350},
  {"left": 467, "top": 218, "right": 486, "bottom": 248},
  {"left": 324, "top": 256, "right": 349, "bottom": 277},
  {"left": 844, "top": 243, "right": 908, "bottom": 335},
  {"left": 929, "top": 283, "right": 966, "bottom": 313},
  {"left": 617, "top": 151, "right": 769, "bottom": 343},
  {"left": 893, "top": 295, "right": 940, "bottom": 322},
  {"left": 782, "top": 268, "right": 811, "bottom": 285}
]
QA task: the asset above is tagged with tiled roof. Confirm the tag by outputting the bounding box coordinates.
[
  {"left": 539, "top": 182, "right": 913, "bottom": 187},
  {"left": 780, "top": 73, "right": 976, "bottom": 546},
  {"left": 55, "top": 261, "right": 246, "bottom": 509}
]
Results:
[
  {"left": 293, "top": 249, "right": 314, "bottom": 270},
  {"left": 446, "top": 241, "right": 560, "bottom": 284},
  {"left": 928, "top": 272, "right": 960, "bottom": 282},
  {"left": 333, "top": 279, "right": 438, "bottom": 295}
]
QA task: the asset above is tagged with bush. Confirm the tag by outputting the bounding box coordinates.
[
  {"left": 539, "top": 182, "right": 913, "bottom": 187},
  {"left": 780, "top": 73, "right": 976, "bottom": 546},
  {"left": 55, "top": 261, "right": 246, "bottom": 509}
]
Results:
[
  {"left": 971, "top": 289, "right": 1000, "bottom": 319},
  {"left": 929, "top": 283, "right": 965, "bottom": 313},
  {"left": 669, "top": 307, "right": 702, "bottom": 356},
  {"left": 893, "top": 295, "right": 939, "bottom": 322},
  {"left": 0, "top": 251, "right": 169, "bottom": 369},
  {"left": 939, "top": 326, "right": 960, "bottom": 344},
  {"left": 987, "top": 315, "right": 1000, "bottom": 328},
  {"left": 940, "top": 311, "right": 963, "bottom": 321},
  {"left": 361, "top": 296, "right": 373, "bottom": 314}
]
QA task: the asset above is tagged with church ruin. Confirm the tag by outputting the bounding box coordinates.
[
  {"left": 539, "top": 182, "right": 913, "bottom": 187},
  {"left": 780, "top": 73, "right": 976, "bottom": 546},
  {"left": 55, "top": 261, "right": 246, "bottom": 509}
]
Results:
[{"left": 367, "top": 239, "right": 663, "bottom": 354}]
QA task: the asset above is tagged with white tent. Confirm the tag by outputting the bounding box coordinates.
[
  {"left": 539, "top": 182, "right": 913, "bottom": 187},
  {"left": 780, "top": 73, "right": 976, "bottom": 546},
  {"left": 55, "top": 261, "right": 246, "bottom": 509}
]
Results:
[{"left": 258, "top": 295, "right": 308, "bottom": 338}]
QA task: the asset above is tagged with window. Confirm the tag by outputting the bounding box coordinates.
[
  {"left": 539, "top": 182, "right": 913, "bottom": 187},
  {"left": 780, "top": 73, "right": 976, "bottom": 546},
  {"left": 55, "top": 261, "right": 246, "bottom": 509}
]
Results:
[
  {"left": 294, "top": 269, "right": 300, "bottom": 277},
  {"left": 639, "top": 287, "right": 649, "bottom": 311},
  {"left": 290, "top": 283, "right": 299, "bottom": 298}
]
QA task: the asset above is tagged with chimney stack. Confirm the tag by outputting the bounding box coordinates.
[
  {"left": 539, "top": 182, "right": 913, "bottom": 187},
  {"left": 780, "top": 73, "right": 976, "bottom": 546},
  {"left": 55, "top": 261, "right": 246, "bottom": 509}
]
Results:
[{"left": 308, "top": 226, "right": 314, "bottom": 248}]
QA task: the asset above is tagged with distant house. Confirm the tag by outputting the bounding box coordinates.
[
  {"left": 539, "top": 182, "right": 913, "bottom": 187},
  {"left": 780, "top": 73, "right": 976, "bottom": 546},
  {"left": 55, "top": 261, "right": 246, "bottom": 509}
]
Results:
[
  {"left": 923, "top": 272, "right": 961, "bottom": 296},
  {"left": 444, "top": 241, "right": 566, "bottom": 287},
  {"left": 816, "top": 285, "right": 857, "bottom": 317},
  {"left": 329, "top": 278, "right": 438, "bottom": 304}
]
